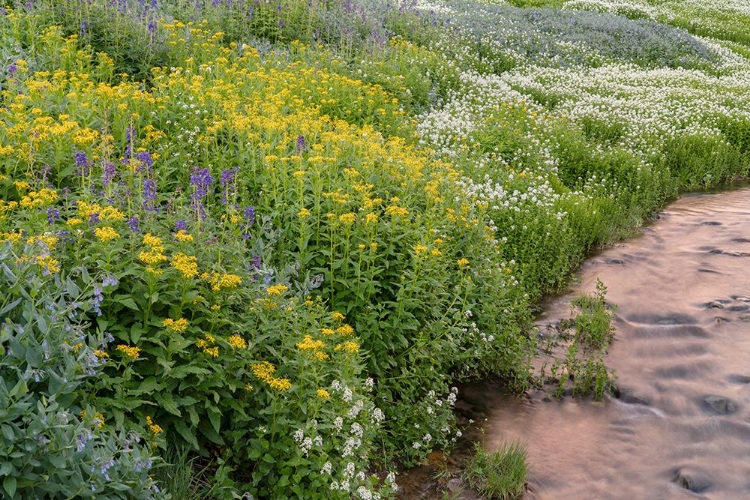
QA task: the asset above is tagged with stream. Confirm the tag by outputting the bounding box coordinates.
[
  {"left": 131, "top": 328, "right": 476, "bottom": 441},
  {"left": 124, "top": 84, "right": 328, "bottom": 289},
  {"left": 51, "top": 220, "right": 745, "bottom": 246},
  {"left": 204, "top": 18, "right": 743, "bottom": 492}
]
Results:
[{"left": 400, "top": 186, "right": 750, "bottom": 499}]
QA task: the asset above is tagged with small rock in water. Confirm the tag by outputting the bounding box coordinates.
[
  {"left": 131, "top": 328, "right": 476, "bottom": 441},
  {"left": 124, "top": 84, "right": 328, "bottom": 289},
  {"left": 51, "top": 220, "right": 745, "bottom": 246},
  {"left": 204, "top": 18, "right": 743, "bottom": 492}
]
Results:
[
  {"left": 605, "top": 258, "right": 625, "bottom": 265},
  {"left": 446, "top": 478, "right": 463, "bottom": 493},
  {"left": 729, "top": 304, "right": 750, "bottom": 312},
  {"left": 671, "top": 467, "right": 712, "bottom": 493},
  {"left": 707, "top": 301, "right": 725, "bottom": 309},
  {"left": 735, "top": 296, "right": 750, "bottom": 302},
  {"left": 702, "top": 396, "right": 738, "bottom": 415},
  {"left": 727, "top": 374, "right": 750, "bottom": 384},
  {"left": 701, "top": 221, "right": 722, "bottom": 226}
]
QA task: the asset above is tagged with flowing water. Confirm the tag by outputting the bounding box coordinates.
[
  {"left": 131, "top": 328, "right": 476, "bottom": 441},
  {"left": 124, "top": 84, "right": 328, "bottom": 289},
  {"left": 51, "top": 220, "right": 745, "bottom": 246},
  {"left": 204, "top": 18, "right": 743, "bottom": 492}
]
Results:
[{"left": 400, "top": 186, "right": 750, "bottom": 499}]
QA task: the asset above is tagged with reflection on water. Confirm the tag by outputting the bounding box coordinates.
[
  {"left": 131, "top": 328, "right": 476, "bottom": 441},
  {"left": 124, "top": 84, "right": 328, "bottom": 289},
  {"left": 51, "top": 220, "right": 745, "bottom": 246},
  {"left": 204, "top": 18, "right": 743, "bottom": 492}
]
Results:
[{"left": 402, "top": 187, "right": 750, "bottom": 499}]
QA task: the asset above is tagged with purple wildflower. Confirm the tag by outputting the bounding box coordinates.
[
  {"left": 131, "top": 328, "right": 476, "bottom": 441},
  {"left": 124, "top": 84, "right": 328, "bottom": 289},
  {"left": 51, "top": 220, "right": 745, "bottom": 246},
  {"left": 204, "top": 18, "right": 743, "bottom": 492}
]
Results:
[
  {"left": 143, "top": 178, "right": 157, "bottom": 211},
  {"left": 92, "top": 287, "right": 104, "bottom": 316},
  {"left": 190, "top": 168, "right": 213, "bottom": 200},
  {"left": 136, "top": 151, "right": 153, "bottom": 172},
  {"left": 74, "top": 151, "right": 90, "bottom": 176},
  {"left": 89, "top": 212, "right": 100, "bottom": 225},
  {"left": 7, "top": 64, "right": 17, "bottom": 76},
  {"left": 296, "top": 134, "right": 306, "bottom": 154},
  {"left": 103, "top": 161, "right": 117, "bottom": 186},
  {"left": 128, "top": 217, "right": 140, "bottom": 232},
  {"left": 47, "top": 208, "right": 60, "bottom": 224},
  {"left": 175, "top": 219, "right": 187, "bottom": 231},
  {"left": 220, "top": 167, "right": 239, "bottom": 204},
  {"left": 102, "top": 275, "right": 119, "bottom": 287}
]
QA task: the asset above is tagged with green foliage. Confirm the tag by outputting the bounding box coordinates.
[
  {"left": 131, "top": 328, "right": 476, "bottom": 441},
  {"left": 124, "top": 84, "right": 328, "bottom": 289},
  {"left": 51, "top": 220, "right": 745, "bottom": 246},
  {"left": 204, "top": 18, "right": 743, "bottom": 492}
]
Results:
[
  {"left": 0, "top": 245, "right": 160, "bottom": 499},
  {"left": 463, "top": 441, "right": 528, "bottom": 500}
]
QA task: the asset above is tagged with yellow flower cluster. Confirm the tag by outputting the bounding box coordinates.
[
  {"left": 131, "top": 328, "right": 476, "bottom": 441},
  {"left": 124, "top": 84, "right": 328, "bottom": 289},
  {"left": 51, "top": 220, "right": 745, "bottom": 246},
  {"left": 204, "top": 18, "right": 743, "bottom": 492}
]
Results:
[
  {"left": 266, "top": 284, "right": 288, "bottom": 296},
  {"left": 196, "top": 333, "right": 219, "bottom": 357},
  {"left": 99, "top": 207, "right": 124, "bottom": 221},
  {"left": 331, "top": 312, "right": 346, "bottom": 321},
  {"left": 163, "top": 318, "right": 189, "bottom": 332},
  {"left": 317, "top": 389, "right": 330, "bottom": 399},
  {"left": 146, "top": 416, "right": 163, "bottom": 435},
  {"left": 228, "top": 334, "right": 247, "bottom": 349},
  {"left": 296, "top": 335, "right": 325, "bottom": 351},
  {"left": 116, "top": 344, "right": 141, "bottom": 360},
  {"left": 174, "top": 229, "right": 194, "bottom": 242},
  {"left": 94, "top": 226, "right": 120, "bottom": 242},
  {"left": 0, "top": 231, "right": 23, "bottom": 243},
  {"left": 457, "top": 258, "right": 470, "bottom": 267},
  {"left": 27, "top": 235, "right": 58, "bottom": 250},
  {"left": 204, "top": 271, "right": 242, "bottom": 291},
  {"left": 35, "top": 255, "right": 61, "bottom": 274},
  {"left": 335, "top": 341, "right": 360, "bottom": 353},
  {"left": 336, "top": 324, "right": 355, "bottom": 336},
  {"left": 298, "top": 207, "right": 311, "bottom": 219},
  {"left": 76, "top": 201, "right": 102, "bottom": 219},
  {"left": 20, "top": 188, "right": 58, "bottom": 209},
  {"left": 251, "top": 361, "right": 292, "bottom": 392},
  {"left": 171, "top": 252, "right": 198, "bottom": 279}
]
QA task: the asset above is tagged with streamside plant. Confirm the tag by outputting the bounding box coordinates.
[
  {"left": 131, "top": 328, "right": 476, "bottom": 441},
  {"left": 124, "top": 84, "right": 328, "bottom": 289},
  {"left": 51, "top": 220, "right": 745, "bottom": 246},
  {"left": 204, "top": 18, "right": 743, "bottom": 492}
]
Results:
[{"left": 463, "top": 441, "right": 528, "bottom": 500}]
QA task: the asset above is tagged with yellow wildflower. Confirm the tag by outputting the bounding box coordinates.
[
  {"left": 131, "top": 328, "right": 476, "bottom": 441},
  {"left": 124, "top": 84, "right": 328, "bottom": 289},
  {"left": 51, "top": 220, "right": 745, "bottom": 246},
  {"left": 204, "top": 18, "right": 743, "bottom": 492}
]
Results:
[
  {"left": 336, "top": 324, "right": 355, "bottom": 336},
  {"left": 313, "top": 351, "right": 330, "bottom": 361},
  {"left": 116, "top": 344, "right": 141, "bottom": 360},
  {"left": 228, "top": 334, "right": 247, "bottom": 349},
  {"left": 13, "top": 181, "right": 30, "bottom": 191},
  {"left": 174, "top": 230, "right": 194, "bottom": 242},
  {"left": 331, "top": 312, "right": 345, "bottom": 321},
  {"left": 171, "top": 252, "right": 198, "bottom": 279},
  {"left": 365, "top": 213, "right": 378, "bottom": 224},
  {"left": 298, "top": 207, "right": 311, "bottom": 219},
  {"left": 296, "top": 335, "right": 325, "bottom": 351},
  {"left": 457, "top": 258, "right": 470, "bottom": 267},
  {"left": 162, "top": 318, "right": 189, "bottom": 332},
  {"left": 245, "top": 383, "right": 253, "bottom": 392},
  {"left": 66, "top": 218, "right": 83, "bottom": 227},
  {"left": 267, "top": 377, "right": 292, "bottom": 391},
  {"left": 335, "top": 341, "right": 360, "bottom": 353},
  {"left": 321, "top": 328, "right": 335, "bottom": 336},
  {"left": 339, "top": 212, "right": 355, "bottom": 225},
  {"left": 100, "top": 206, "right": 125, "bottom": 221},
  {"left": 35, "top": 255, "right": 60, "bottom": 274},
  {"left": 142, "top": 233, "right": 163, "bottom": 250},
  {"left": 413, "top": 244, "right": 427, "bottom": 255},
  {"left": 317, "top": 389, "right": 330, "bottom": 399},
  {"left": 146, "top": 267, "right": 164, "bottom": 275},
  {"left": 204, "top": 346, "right": 219, "bottom": 357},
  {"left": 139, "top": 251, "right": 167, "bottom": 265},
  {"left": 251, "top": 361, "right": 276, "bottom": 381},
  {"left": 146, "top": 416, "right": 163, "bottom": 435},
  {"left": 94, "top": 226, "right": 120, "bottom": 242},
  {"left": 266, "top": 284, "right": 288, "bottom": 296}
]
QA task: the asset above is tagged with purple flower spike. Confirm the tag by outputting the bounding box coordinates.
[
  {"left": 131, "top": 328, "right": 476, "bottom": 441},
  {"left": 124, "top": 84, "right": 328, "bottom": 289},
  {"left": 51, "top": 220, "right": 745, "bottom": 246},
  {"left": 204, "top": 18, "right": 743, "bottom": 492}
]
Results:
[
  {"left": 175, "top": 219, "right": 187, "bottom": 231},
  {"left": 296, "top": 134, "right": 306, "bottom": 154},
  {"left": 103, "top": 162, "right": 117, "bottom": 186},
  {"left": 128, "top": 217, "right": 140, "bottom": 233},
  {"left": 143, "top": 178, "right": 157, "bottom": 211}
]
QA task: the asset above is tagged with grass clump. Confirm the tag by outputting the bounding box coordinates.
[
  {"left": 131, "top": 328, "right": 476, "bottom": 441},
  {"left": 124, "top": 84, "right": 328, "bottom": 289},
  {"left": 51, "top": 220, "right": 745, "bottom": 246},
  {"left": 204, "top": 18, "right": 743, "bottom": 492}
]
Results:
[
  {"left": 463, "top": 441, "right": 528, "bottom": 500},
  {"left": 541, "top": 279, "right": 618, "bottom": 399}
]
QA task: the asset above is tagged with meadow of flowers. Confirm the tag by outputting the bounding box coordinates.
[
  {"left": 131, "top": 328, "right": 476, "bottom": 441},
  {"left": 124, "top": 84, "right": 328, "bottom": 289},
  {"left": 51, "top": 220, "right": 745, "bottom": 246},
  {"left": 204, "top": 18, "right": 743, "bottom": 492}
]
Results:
[{"left": 1, "top": 0, "right": 749, "bottom": 498}]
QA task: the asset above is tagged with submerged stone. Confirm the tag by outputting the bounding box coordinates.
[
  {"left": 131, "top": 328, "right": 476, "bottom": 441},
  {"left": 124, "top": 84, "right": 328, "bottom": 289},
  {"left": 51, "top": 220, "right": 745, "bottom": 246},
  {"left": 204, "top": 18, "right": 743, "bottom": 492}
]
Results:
[
  {"left": 672, "top": 467, "right": 713, "bottom": 493},
  {"left": 702, "top": 396, "right": 737, "bottom": 415}
]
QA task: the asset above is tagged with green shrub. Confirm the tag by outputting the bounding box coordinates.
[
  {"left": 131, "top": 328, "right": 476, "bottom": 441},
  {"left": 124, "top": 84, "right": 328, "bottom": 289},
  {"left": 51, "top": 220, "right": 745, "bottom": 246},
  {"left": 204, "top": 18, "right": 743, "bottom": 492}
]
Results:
[{"left": 0, "top": 245, "right": 160, "bottom": 499}]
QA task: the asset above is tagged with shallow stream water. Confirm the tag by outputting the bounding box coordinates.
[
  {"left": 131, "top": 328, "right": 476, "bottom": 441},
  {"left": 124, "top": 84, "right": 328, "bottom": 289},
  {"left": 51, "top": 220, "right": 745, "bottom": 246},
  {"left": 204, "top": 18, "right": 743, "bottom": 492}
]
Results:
[{"left": 400, "top": 186, "right": 750, "bottom": 499}]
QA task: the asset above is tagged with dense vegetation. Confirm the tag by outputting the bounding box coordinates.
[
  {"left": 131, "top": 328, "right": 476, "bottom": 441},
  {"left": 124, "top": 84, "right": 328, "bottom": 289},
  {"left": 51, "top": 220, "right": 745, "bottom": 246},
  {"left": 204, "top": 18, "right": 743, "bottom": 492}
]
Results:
[{"left": 1, "top": 0, "right": 749, "bottom": 497}]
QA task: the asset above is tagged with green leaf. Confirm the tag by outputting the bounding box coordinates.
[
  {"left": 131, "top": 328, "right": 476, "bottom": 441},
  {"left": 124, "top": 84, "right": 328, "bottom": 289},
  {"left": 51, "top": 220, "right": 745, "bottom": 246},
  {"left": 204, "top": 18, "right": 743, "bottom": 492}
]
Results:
[
  {"left": 0, "top": 298, "right": 21, "bottom": 317},
  {"left": 155, "top": 393, "right": 181, "bottom": 416},
  {"left": 116, "top": 296, "right": 139, "bottom": 310},
  {"left": 173, "top": 420, "right": 199, "bottom": 450},
  {"left": 0, "top": 462, "right": 13, "bottom": 476},
  {"left": 3, "top": 476, "right": 16, "bottom": 498}
]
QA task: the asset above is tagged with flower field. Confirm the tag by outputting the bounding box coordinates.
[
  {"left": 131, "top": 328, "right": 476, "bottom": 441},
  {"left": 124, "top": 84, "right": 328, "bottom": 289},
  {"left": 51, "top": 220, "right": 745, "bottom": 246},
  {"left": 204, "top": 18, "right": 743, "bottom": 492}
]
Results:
[{"left": 0, "top": 0, "right": 748, "bottom": 498}]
